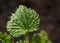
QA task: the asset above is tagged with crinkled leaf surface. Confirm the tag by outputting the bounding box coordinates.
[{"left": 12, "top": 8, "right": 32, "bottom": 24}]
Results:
[{"left": 6, "top": 5, "right": 40, "bottom": 37}]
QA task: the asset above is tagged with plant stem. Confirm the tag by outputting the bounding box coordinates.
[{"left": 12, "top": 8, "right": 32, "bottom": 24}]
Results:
[
  {"left": 41, "top": 39, "right": 45, "bottom": 43},
  {"left": 25, "top": 33, "right": 29, "bottom": 43}
]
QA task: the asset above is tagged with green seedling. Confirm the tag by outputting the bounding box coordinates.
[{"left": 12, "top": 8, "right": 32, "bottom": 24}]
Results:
[
  {"left": 6, "top": 5, "right": 40, "bottom": 43},
  {"left": 33, "top": 31, "right": 52, "bottom": 43}
]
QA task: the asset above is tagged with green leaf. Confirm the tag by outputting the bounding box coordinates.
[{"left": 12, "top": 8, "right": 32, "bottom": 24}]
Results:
[
  {"left": 0, "top": 32, "right": 14, "bottom": 43},
  {"left": 33, "top": 34, "right": 41, "bottom": 43},
  {"left": 33, "top": 31, "right": 52, "bottom": 43},
  {"left": 6, "top": 5, "right": 40, "bottom": 37}
]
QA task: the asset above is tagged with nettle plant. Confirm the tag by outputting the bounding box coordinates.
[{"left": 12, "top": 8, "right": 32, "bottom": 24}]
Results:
[{"left": 6, "top": 5, "right": 52, "bottom": 43}]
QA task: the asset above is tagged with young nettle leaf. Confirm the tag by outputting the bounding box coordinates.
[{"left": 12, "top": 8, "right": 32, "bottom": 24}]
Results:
[
  {"left": 33, "top": 34, "right": 41, "bottom": 43},
  {"left": 39, "top": 31, "right": 48, "bottom": 43},
  {"left": 33, "top": 31, "right": 52, "bottom": 43},
  {"left": 0, "top": 32, "right": 14, "bottom": 43},
  {"left": 6, "top": 5, "right": 40, "bottom": 37}
]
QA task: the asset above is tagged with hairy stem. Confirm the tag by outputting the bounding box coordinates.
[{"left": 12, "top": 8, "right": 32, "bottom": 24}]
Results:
[{"left": 25, "top": 33, "right": 29, "bottom": 43}]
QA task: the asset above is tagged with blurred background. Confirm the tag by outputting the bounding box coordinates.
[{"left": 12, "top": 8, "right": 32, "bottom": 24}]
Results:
[{"left": 0, "top": 0, "right": 60, "bottom": 43}]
